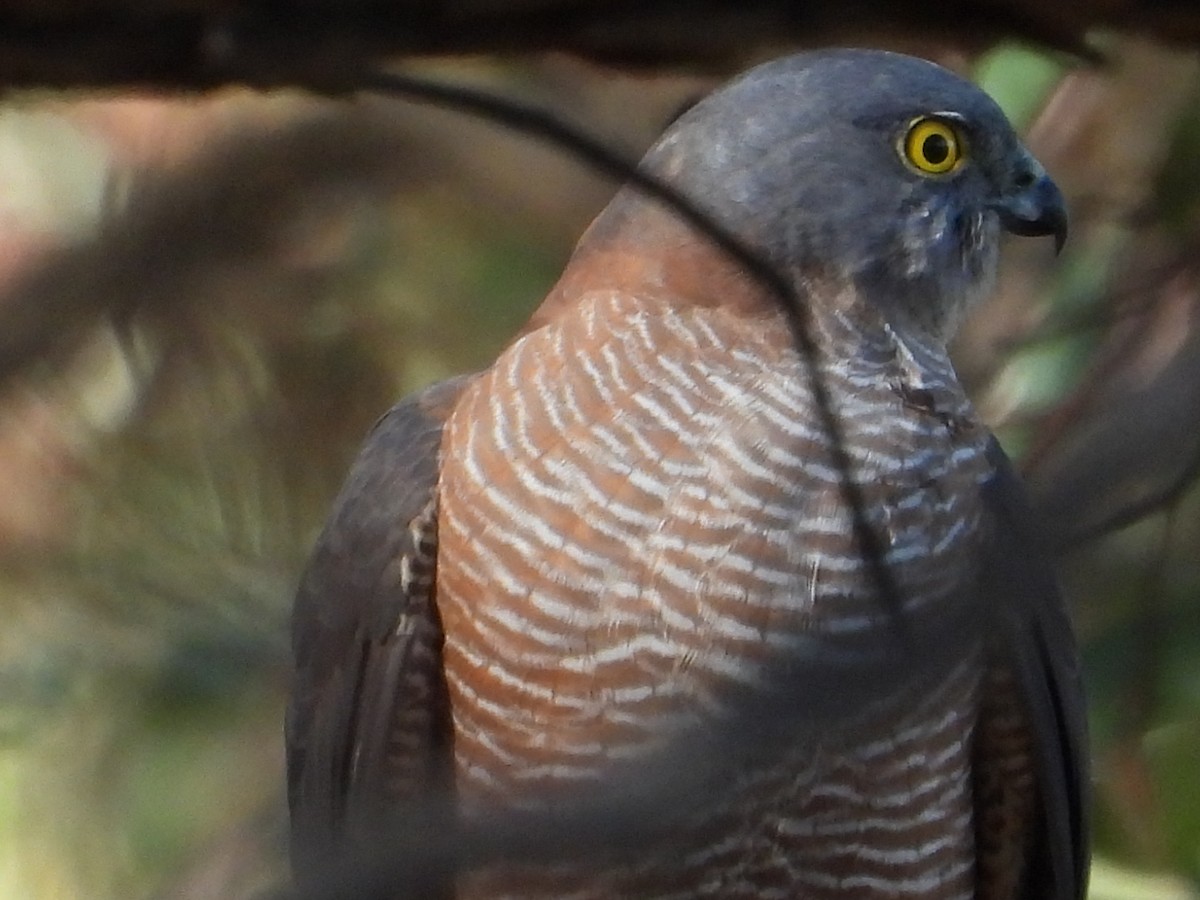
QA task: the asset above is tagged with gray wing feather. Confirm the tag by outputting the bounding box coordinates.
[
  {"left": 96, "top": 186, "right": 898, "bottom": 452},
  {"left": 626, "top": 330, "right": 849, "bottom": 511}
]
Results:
[
  {"left": 981, "top": 438, "right": 1091, "bottom": 900},
  {"left": 286, "top": 375, "right": 471, "bottom": 888}
]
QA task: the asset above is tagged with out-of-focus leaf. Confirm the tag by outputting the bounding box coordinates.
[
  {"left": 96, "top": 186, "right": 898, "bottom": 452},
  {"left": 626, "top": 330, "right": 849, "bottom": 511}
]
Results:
[
  {"left": 1144, "top": 720, "right": 1200, "bottom": 879},
  {"left": 974, "top": 43, "right": 1066, "bottom": 127},
  {"left": 1088, "top": 856, "right": 1199, "bottom": 900}
]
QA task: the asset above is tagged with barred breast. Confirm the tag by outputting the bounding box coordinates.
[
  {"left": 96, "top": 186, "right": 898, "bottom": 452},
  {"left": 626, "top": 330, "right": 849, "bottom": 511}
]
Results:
[{"left": 435, "top": 288, "right": 993, "bottom": 898}]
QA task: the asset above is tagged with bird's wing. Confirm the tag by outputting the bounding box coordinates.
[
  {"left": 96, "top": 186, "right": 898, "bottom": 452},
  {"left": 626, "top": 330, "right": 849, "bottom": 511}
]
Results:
[
  {"left": 286, "top": 375, "right": 471, "bottom": 886},
  {"left": 976, "top": 438, "right": 1091, "bottom": 900}
]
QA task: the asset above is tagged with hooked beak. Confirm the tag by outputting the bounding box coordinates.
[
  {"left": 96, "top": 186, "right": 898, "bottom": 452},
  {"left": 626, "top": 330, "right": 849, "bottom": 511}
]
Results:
[{"left": 992, "top": 172, "right": 1068, "bottom": 254}]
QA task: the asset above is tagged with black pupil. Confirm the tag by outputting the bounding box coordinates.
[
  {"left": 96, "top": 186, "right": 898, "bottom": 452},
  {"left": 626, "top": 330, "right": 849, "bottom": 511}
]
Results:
[{"left": 922, "top": 133, "right": 950, "bottom": 165}]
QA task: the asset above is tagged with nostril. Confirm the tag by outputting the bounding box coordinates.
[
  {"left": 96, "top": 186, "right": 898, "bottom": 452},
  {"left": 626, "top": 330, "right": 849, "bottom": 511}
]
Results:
[{"left": 1013, "top": 169, "right": 1036, "bottom": 190}]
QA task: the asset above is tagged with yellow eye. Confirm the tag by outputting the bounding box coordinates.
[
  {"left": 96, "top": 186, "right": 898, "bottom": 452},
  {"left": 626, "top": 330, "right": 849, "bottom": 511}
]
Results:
[{"left": 902, "top": 117, "right": 964, "bottom": 175}]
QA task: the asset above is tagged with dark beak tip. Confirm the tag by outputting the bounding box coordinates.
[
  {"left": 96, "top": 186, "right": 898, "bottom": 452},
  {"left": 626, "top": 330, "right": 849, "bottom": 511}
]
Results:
[
  {"left": 1054, "top": 226, "right": 1067, "bottom": 255},
  {"left": 998, "top": 210, "right": 1068, "bottom": 248},
  {"left": 1047, "top": 190, "right": 1069, "bottom": 255},
  {"left": 995, "top": 173, "right": 1068, "bottom": 255}
]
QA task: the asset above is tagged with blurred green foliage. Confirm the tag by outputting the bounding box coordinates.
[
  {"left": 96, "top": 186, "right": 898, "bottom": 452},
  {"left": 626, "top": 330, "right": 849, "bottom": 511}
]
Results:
[{"left": 975, "top": 43, "right": 1067, "bottom": 128}]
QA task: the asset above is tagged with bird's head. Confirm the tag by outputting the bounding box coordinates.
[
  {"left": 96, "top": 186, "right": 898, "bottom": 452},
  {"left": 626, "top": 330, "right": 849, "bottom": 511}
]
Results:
[{"left": 635, "top": 48, "right": 1066, "bottom": 342}]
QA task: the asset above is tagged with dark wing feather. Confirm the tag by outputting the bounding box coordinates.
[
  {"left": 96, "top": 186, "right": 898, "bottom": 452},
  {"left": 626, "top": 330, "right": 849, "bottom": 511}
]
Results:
[
  {"left": 286, "top": 375, "right": 471, "bottom": 889},
  {"left": 979, "top": 438, "right": 1091, "bottom": 900}
]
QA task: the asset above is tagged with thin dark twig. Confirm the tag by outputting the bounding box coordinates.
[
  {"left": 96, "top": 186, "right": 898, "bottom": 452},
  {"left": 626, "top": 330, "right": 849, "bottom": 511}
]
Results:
[
  {"left": 1056, "top": 436, "right": 1200, "bottom": 551},
  {"left": 361, "top": 67, "right": 905, "bottom": 621},
  {"left": 1021, "top": 260, "right": 1194, "bottom": 476}
]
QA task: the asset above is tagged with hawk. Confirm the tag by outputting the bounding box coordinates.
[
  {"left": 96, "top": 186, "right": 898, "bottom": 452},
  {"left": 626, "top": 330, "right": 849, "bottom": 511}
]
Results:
[{"left": 286, "top": 48, "right": 1090, "bottom": 900}]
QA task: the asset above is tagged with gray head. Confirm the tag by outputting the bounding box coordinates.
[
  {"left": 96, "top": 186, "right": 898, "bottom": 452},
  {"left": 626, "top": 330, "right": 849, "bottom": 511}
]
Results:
[{"left": 631, "top": 49, "right": 1065, "bottom": 339}]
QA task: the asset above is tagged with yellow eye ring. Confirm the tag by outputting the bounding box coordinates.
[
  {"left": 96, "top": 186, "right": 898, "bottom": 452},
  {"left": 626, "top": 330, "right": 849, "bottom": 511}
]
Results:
[{"left": 902, "top": 117, "right": 964, "bottom": 175}]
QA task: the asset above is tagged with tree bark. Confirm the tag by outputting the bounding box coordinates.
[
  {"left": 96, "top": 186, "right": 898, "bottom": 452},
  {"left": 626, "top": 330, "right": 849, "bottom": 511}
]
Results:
[{"left": 1, "top": 0, "right": 1199, "bottom": 91}]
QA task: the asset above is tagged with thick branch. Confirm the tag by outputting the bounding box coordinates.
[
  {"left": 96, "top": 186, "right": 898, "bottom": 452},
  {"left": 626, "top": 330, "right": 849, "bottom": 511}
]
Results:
[{"left": 0, "top": 1, "right": 1198, "bottom": 91}]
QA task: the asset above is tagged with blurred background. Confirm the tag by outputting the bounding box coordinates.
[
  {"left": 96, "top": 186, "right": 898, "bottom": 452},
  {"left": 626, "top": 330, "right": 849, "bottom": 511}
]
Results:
[{"left": 0, "top": 16, "right": 1196, "bottom": 900}]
